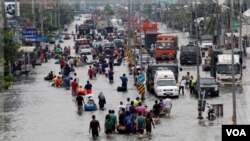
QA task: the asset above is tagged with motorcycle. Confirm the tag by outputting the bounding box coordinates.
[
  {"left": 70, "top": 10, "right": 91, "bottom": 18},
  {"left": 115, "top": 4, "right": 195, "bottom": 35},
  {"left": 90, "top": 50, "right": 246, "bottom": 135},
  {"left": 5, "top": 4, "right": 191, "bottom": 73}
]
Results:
[{"left": 207, "top": 103, "right": 216, "bottom": 121}]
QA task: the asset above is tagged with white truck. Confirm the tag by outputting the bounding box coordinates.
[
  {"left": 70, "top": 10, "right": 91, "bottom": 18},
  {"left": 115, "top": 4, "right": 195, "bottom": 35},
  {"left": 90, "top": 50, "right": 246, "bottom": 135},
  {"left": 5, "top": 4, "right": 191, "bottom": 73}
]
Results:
[
  {"left": 200, "top": 35, "right": 213, "bottom": 50},
  {"left": 153, "top": 70, "right": 179, "bottom": 98},
  {"left": 216, "top": 54, "right": 243, "bottom": 85}
]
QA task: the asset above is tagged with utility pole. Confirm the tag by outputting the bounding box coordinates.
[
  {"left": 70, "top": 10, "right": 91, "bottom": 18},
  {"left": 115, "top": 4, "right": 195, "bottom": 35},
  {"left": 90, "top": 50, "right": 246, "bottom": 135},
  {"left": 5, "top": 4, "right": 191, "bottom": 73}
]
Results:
[
  {"left": 55, "top": 0, "right": 57, "bottom": 26},
  {"left": 128, "top": 0, "right": 132, "bottom": 51},
  {"left": 195, "top": 0, "right": 202, "bottom": 119},
  {"left": 190, "top": 0, "right": 193, "bottom": 37},
  {"left": 239, "top": 0, "right": 243, "bottom": 52},
  {"left": 15, "top": 0, "right": 18, "bottom": 17},
  {"left": 230, "top": 0, "right": 237, "bottom": 125},
  {"left": 216, "top": 0, "right": 220, "bottom": 47},
  {"left": 32, "top": 0, "right": 35, "bottom": 27},
  {"left": 14, "top": 0, "right": 20, "bottom": 46},
  {"left": 171, "top": 0, "right": 174, "bottom": 30},
  {"left": 139, "top": 0, "right": 142, "bottom": 68},
  {"left": 139, "top": 0, "right": 145, "bottom": 101},
  {"left": 58, "top": 0, "right": 61, "bottom": 28},
  {"left": 40, "top": 0, "right": 44, "bottom": 36}
]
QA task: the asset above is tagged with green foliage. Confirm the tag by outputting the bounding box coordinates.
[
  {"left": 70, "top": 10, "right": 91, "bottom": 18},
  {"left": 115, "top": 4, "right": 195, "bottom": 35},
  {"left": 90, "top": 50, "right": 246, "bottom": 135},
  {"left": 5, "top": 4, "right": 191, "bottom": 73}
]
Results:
[
  {"left": 5, "top": 74, "right": 14, "bottom": 82},
  {"left": 207, "top": 16, "right": 216, "bottom": 35},
  {"left": 59, "top": 5, "right": 75, "bottom": 27},
  {"left": 20, "top": 2, "right": 74, "bottom": 32},
  {"left": 0, "top": 74, "right": 14, "bottom": 90},
  {"left": 2, "top": 80, "right": 11, "bottom": 90},
  {"left": 104, "top": 5, "right": 114, "bottom": 19},
  {"left": 4, "top": 31, "right": 20, "bottom": 63}
]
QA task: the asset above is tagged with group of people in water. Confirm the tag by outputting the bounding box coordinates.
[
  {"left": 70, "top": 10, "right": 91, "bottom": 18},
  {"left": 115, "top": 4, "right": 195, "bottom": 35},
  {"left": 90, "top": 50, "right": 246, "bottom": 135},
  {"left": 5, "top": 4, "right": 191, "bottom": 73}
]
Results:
[
  {"left": 42, "top": 22, "right": 175, "bottom": 140},
  {"left": 88, "top": 96, "right": 172, "bottom": 140}
]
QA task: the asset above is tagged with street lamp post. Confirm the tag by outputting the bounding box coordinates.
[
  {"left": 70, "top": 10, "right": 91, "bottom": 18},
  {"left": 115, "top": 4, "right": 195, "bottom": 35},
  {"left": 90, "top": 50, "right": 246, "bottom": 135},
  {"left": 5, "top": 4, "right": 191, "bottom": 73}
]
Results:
[
  {"left": 230, "top": 0, "right": 237, "bottom": 125},
  {"left": 128, "top": 0, "right": 132, "bottom": 50},
  {"left": 239, "top": 0, "right": 243, "bottom": 52},
  {"left": 194, "top": 0, "right": 203, "bottom": 119},
  {"left": 32, "top": 0, "right": 35, "bottom": 27},
  {"left": 58, "top": 0, "right": 61, "bottom": 28}
]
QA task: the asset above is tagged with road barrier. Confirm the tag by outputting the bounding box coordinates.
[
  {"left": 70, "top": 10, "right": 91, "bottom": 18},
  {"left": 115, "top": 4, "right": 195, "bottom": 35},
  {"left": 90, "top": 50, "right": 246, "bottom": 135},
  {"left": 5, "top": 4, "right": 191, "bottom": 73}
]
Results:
[
  {"left": 137, "top": 83, "right": 145, "bottom": 95},
  {"left": 212, "top": 104, "right": 224, "bottom": 117}
]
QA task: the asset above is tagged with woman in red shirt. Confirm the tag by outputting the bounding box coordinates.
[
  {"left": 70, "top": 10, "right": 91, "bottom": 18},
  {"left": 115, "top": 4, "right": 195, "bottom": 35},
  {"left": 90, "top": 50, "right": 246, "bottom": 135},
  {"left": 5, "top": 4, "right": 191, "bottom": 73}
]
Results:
[
  {"left": 71, "top": 79, "right": 78, "bottom": 95},
  {"left": 88, "top": 66, "right": 93, "bottom": 79}
]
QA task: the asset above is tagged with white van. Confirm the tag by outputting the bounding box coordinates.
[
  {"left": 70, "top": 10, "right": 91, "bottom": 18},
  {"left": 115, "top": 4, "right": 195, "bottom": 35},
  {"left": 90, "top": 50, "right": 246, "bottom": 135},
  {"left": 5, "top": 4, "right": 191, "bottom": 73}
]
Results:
[{"left": 153, "top": 70, "right": 179, "bottom": 98}]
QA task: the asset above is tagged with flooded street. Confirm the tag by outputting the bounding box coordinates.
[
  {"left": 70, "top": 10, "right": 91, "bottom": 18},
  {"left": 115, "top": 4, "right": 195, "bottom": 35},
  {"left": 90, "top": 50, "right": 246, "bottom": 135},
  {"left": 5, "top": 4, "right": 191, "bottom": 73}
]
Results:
[{"left": 1, "top": 18, "right": 250, "bottom": 141}]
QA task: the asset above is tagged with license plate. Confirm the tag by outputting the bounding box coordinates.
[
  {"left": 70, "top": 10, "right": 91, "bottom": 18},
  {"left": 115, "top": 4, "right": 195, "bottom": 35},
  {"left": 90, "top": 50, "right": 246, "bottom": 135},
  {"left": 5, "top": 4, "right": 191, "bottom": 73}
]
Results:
[{"left": 164, "top": 93, "right": 172, "bottom": 95}]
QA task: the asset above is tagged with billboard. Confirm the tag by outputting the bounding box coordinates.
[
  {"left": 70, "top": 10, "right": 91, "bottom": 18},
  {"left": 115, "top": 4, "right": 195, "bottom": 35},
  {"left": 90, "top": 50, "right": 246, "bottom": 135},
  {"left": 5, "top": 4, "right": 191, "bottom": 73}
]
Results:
[
  {"left": 22, "top": 28, "right": 37, "bottom": 42},
  {"left": 5, "top": 0, "right": 20, "bottom": 18}
]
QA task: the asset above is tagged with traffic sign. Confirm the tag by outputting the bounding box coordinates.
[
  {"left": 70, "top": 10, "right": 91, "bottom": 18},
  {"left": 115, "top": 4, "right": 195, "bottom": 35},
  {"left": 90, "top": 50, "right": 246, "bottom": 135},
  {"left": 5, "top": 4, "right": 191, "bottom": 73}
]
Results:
[
  {"left": 22, "top": 28, "right": 37, "bottom": 42},
  {"left": 36, "top": 35, "right": 47, "bottom": 42},
  {"left": 137, "top": 74, "right": 145, "bottom": 83},
  {"left": 232, "top": 20, "right": 239, "bottom": 30},
  {"left": 138, "top": 83, "right": 145, "bottom": 95}
]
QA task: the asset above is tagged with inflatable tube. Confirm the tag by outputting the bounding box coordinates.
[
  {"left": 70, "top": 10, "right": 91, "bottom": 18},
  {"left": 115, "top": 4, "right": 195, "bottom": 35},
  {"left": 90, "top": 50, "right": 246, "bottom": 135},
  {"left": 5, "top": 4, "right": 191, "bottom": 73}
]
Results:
[
  {"left": 113, "top": 62, "right": 121, "bottom": 66},
  {"left": 116, "top": 126, "right": 127, "bottom": 134},
  {"left": 55, "top": 60, "right": 60, "bottom": 64},
  {"left": 117, "top": 86, "right": 127, "bottom": 92},
  {"left": 84, "top": 104, "right": 97, "bottom": 111}
]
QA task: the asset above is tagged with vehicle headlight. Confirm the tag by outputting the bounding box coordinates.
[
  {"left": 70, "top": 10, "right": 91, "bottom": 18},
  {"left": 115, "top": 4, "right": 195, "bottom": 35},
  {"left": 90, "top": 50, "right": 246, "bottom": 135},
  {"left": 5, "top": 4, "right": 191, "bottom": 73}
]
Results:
[{"left": 174, "top": 89, "right": 178, "bottom": 92}]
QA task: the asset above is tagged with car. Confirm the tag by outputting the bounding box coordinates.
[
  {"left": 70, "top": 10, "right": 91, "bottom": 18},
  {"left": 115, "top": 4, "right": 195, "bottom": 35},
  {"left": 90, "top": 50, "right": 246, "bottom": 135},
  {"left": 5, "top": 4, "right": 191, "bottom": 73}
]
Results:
[
  {"left": 92, "top": 41, "right": 104, "bottom": 49},
  {"left": 153, "top": 70, "right": 179, "bottom": 98},
  {"left": 75, "top": 16, "right": 80, "bottom": 20},
  {"left": 194, "top": 77, "right": 219, "bottom": 98},
  {"left": 146, "top": 63, "right": 181, "bottom": 93},
  {"left": 200, "top": 34, "right": 213, "bottom": 50},
  {"left": 113, "top": 39, "right": 125, "bottom": 49},
  {"left": 103, "top": 42, "right": 116, "bottom": 56},
  {"left": 80, "top": 48, "right": 94, "bottom": 64},
  {"left": 137, "top": 54, "right": 152, "bottom": 69},
  {"left": 180, "top": 44, "right": 201, "bottom": 65}
]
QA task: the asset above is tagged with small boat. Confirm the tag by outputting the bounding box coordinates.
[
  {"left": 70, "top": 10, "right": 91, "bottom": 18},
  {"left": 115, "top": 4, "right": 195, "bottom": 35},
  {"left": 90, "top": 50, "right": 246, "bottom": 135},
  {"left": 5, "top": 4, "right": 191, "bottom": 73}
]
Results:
[
  {"left": 63, "top": 34, "right": 71, "bottom": 40},
  {"left": 84, "top": 96, "right": 97, "bottom": 111},
  {"left": 55, "top": 60, "right": 60, "bottom": 64}
]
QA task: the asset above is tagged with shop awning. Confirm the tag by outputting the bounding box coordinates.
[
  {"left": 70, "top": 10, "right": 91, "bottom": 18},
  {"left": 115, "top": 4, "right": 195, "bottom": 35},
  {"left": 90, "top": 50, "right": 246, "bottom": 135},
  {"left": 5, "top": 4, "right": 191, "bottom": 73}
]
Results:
[{"left": 18, "top": 46, "right": 36, "bottom": 53}]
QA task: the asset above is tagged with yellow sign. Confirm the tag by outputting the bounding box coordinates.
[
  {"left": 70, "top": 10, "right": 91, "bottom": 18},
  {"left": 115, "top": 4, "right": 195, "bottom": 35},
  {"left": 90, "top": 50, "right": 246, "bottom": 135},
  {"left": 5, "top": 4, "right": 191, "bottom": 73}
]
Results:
[{"left": 138, "top": 83, "right": 145, "bottom": 95}]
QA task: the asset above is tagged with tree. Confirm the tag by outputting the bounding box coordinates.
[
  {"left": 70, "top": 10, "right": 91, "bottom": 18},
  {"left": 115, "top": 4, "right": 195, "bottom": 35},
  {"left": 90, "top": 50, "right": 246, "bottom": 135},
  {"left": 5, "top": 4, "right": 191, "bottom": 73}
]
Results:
[
  {"left": 58, "top": 4, "right": 74, "bottom": 27},
  {"left": 104, "top": 5, "right": 114, "bottom": 19},
  {"left": 4, "top": 30, "right": 20, "bottom": 63}
]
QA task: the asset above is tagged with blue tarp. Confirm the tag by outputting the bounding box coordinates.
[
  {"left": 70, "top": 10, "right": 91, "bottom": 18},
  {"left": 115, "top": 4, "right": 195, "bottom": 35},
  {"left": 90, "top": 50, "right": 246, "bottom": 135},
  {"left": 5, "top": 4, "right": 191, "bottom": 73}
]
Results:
[{"left": 55, "top": 35, "right": 63, "bottom": 40}]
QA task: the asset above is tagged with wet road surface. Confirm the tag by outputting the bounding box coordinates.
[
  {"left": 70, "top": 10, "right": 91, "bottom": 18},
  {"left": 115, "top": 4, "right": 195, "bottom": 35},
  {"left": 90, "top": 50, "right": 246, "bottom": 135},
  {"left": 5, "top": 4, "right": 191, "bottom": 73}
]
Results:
[{"left": 0, "top": 18, "right": 250, "bottom": 141}]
